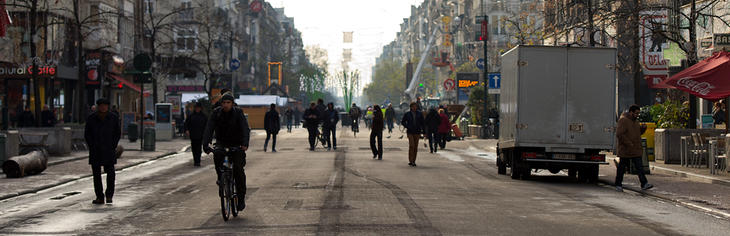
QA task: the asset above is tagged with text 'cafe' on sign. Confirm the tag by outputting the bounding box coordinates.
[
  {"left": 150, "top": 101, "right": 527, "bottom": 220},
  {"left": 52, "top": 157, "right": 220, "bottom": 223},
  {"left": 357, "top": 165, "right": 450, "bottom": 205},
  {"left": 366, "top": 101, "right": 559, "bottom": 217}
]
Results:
[{"left": 0, "top": 65, "right": 57, "bottom": 78}]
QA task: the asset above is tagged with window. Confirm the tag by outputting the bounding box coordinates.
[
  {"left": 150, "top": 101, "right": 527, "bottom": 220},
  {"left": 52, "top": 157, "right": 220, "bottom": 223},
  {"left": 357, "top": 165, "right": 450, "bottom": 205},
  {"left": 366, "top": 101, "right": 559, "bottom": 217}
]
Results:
[
  {"left": 180, "top": 0, "right": 193, "bottom": 21},
  {"left": 144, "top": 0, "right": 155, "bottom": 14},
  {"left": 175, "top": 28, "right": 197, "bottom": 52}
]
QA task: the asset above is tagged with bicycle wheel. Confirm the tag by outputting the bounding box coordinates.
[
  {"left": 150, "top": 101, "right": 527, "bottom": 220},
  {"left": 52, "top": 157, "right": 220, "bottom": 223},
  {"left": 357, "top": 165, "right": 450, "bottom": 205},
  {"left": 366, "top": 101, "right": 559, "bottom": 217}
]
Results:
[
  {"left": 230, "top": 178, "right": 238, "bottom": 217},
  {"left": 220, "top": 173, "right": 231, "bottom": 221}
]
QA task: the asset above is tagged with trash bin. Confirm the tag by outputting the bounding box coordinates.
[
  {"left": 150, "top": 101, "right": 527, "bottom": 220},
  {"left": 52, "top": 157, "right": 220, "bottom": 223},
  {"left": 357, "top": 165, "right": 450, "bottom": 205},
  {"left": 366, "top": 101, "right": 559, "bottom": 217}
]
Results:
[
  {"left": 143, "top": 128, "right": 155, "bottom": 151},
  {"left": 128, "top": 122, "right": 139, "bottom": 142},
  {"left": 641, "top": 122, "right": 656, "bottom": 161},
  {"left": 0, "top": 133, "right": 6, "bottom": 165}
]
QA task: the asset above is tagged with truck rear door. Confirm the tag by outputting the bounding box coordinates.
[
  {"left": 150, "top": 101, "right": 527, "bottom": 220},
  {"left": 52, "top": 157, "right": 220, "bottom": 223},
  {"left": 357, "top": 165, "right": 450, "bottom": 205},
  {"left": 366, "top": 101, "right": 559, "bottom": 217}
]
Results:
[
  {"left": 566, "top": 48, "right": 616, "bottom": 147},
  {"left": 517, "top": 47, "right": 567, "bottom": 144}
]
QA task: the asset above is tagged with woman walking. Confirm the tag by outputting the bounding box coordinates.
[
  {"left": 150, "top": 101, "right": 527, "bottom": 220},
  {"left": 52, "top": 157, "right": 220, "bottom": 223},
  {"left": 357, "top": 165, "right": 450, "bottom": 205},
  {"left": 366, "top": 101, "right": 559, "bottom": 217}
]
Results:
[{"left": 425, "top": 108, "right": 440, "bottom": 153}]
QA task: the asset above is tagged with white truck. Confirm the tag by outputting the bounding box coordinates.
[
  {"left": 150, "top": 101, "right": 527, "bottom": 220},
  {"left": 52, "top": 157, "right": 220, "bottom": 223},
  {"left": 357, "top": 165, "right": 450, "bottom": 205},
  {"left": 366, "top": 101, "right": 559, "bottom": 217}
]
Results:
[{"left": 496, "top": 46, "right": 616, "bottom": 182}]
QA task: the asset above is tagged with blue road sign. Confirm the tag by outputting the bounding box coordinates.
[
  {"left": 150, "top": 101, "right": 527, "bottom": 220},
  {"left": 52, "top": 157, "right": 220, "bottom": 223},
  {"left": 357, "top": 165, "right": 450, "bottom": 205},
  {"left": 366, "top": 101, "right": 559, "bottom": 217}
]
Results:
[
  {"left": 230, "top": 59, "right": 241, "bottom": 71},
  {"left": 476, "top": 58, "right": 485, "bottom": 70},
  {"left": 488, "top": 73, "right": 501, "bottom": 89}
]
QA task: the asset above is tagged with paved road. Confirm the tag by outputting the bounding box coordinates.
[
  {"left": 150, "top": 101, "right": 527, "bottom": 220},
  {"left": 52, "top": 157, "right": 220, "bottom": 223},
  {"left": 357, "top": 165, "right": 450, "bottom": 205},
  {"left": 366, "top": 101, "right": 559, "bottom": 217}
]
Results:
[{"left": 1, "top": 126, "right": 729, "bottom": 235}]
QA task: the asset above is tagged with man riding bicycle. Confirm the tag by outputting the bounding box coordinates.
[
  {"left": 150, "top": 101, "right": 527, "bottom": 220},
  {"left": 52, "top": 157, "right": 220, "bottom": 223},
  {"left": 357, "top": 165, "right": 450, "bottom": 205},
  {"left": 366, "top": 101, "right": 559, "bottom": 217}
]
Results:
[
  {"left": 203, "top": 93, "right": 250, "bottom": 211},
  {"left": 349, "top": 103, "right": 361, "bottom": 132}
]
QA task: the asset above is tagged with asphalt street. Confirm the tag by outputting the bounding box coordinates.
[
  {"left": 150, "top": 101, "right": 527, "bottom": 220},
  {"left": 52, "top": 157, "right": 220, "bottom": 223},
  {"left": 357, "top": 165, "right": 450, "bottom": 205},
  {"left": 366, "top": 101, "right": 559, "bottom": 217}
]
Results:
[{"left": 1, "top": 125, "right": 729, "bottom": 235}]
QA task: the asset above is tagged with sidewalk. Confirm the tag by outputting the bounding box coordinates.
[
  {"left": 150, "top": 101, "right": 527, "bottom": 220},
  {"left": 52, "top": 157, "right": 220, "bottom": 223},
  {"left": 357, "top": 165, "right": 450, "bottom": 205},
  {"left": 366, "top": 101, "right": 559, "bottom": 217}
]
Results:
[
  {"left": 600, "top": 155, "right": 730, "bottom": 218},
  {"left": 0, "top": 138, "right": 190, "bottom": 201},
  {"left": 463, "top": 137, "right": 730, "bottom": 217}
]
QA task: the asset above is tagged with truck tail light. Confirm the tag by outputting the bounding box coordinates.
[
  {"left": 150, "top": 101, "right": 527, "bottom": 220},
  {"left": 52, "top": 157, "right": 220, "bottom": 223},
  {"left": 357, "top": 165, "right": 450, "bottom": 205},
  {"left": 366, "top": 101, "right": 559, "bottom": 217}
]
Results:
[
  {"left": 522, "top": 152, "right": 537, "bottom": 159},
  {"left": 590, "top": 154, "right": 606, "bottom": 162}
]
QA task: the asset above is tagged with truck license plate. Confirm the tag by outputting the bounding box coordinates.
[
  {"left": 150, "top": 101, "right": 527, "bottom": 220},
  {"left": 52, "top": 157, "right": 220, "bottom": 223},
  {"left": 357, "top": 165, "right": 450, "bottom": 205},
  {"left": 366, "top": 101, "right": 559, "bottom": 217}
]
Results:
[{"left": 554, "top": 154, "right": 575, "bottom": 160}]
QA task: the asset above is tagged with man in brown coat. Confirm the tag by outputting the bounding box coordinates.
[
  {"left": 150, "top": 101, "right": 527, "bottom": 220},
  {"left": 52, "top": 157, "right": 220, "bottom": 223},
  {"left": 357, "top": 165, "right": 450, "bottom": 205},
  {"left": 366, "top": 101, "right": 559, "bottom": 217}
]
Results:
[{"left": 615, "top": 105, "right": 653, "bottom": 192}]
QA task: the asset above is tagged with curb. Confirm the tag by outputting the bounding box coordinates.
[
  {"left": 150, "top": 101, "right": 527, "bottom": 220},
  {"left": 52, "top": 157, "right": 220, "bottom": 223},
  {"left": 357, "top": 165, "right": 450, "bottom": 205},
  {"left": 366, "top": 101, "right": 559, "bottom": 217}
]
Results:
[
  {"left": 597, "top": 179, "right": 730, "bottom": 220},
  {"left": 649, "top": 165, "right": 730, "bottom": 188},
  {"left": 0, "top": 151, "right": 179, "bottom": 202}
]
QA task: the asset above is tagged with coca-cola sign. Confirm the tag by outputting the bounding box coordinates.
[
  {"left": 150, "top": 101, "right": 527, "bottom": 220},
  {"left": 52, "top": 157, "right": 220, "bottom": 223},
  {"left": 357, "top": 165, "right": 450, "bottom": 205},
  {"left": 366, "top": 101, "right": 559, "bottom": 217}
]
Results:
[{"left": 676, "top": 77, "right": 715, "bottom": 96}]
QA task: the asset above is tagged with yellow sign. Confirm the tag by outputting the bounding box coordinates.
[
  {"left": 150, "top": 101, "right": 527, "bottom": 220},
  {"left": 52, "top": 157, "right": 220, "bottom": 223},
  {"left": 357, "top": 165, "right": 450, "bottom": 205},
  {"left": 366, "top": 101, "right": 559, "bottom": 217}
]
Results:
[
  {"left": 458, "top": 80, "right": 478, "bottom": 88},
  {"left": 442, "top": 16, "right": 451, "bottom": 24}
]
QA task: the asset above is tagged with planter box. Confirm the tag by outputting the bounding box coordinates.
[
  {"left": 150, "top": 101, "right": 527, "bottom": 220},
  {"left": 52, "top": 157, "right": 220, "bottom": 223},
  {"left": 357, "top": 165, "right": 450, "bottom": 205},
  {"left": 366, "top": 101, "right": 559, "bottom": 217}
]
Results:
[
  {"left": 655, "top": 129, "right": 725, "bottom": 164},
  {"left": 468, "top": 125, "right": 483, "bottom": 138},
  {"left": 2, "top": 130, "right": 20, "bottom": 158}
]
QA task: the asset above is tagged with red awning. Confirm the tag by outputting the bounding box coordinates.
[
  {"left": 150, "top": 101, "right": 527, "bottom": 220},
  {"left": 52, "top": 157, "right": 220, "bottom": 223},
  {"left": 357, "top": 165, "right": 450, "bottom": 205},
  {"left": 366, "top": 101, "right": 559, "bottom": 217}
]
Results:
[
  {"left": 107, "top": 73, "right": 141, "bottom": 92},
  {"left": 660, "top": 51, "right": 730, "bottom": 100}
]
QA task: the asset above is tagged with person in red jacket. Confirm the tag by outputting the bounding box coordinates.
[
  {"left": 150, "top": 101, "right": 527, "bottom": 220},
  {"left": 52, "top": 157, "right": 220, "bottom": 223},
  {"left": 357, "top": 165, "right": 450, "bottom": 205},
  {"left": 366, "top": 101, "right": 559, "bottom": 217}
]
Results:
[{"left": 437, "top": 109, "right": 450, "bottom": 149}]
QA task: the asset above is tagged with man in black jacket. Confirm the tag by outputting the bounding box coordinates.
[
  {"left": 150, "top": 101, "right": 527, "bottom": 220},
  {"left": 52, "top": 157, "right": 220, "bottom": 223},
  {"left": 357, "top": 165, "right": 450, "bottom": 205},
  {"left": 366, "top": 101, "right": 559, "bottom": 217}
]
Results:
[
  {"left": 85, "top": 98, "right": 121, "bottom": 204},
  {"left": 202, "top": 94, "right": 250, "bottom": 211},
  {"left": 304, "top": 103, "right": 320, "bottom": 151},
  {"left": 385, "top": 104, "right": 395, "bottom": 136},
  {"left": 401, "top": 102, "right": 425, "bottom": 167},
  {"left": 264, "top": 103, "right": 280, "bottom": 152},
  {"left": 41, "top": 105, "right": 56, "bottom": 127},
  {"left": 18, "top": 106, "right": 35, "bottom": 127},
  {"left": 185, "top": 103, "right": 207, "bottom": 166},
  {"left": 323, "top": 103, "right": 340, "bottom": 151}
]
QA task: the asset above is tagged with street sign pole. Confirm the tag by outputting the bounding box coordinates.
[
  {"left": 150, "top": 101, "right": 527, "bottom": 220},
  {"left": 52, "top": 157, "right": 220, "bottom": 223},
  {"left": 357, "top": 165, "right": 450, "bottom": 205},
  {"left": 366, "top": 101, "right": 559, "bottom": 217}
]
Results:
[{"left": 481, "top": 16, "right": 489, "bottom": 132}]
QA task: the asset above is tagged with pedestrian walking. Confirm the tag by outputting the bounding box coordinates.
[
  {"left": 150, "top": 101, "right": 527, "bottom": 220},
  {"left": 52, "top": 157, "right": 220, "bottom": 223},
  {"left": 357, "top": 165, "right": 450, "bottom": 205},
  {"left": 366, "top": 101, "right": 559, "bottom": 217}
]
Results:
[
  {"left": 264, "top": 103, "right": 280, "bottom": 152},
  {"left": 365, "top": 106, "right": 373, "bottom": 129},
  {"left": 615, "top": 105, "right": 653, "bottom": 192},
  {"left": 304, "top": 103, "right": 320, "bottom": 151},
  {"left": 41, "top": 105, "right": 56, "bottom": 127},
  {"left": 370, "top": 105, "right": 384, "bottom": 159},
  {"left": 18, "top": 106, "right": 35, "bottom": 127},
  {"left": 401, "top": 102, "right": 425, "bottom": 167},
  {"left": 385, "top": 104, "right": 395, "bottom": 137},
  {"left": 84, "top": 98, "right": 121, "bottom": 204},
  {"left": 438, "top": 109, "right": 451, "bottom": 149},
  {"left": 285, "top": 106, "right": 294, "bottom": 133},
  {"left": 323, "top": 103, "right": 340, "bottom": 150},
  {"left": 713, "top": 101, "right": 726, "bottom": 126},
  {"left": 185, "top": 103, "right": 207, "bottom": 166},
  {"left": 424, "top": 108, "right": 440, "bottom": 153}
]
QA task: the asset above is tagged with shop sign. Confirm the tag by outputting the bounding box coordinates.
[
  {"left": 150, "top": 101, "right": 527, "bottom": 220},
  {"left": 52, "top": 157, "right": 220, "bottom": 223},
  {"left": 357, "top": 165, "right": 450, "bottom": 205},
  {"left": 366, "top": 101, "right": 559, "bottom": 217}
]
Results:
[
  {"left": 715, "top": 34, "right": 730, "bottom": 46},
  {"left": 86, "top": 52, "right": 102, "bottom": 85},
  {"left": 0, "top": 65, "right": 57, "bottom": 78},
  {"left": 167, "top": 85, "right": 204, "bottom": 92}
]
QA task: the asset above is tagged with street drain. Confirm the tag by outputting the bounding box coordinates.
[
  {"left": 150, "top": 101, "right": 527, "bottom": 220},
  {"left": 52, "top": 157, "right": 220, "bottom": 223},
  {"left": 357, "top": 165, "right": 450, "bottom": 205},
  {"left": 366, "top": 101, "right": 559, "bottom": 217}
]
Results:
[
  {"left": 385, "top": 147, "right": 402, "bottom": 151},
  {"left": 292, "top": 182, "right": 309, "bottom": 189},
  {"left": 50, "top": 192, "right": 81, "bottom": 200},
  {"left": 280, "top": 148, "right": 295, "bottom": 151},
  {"left": 477, "top": 154, "right": 489, "bottom": 157}
]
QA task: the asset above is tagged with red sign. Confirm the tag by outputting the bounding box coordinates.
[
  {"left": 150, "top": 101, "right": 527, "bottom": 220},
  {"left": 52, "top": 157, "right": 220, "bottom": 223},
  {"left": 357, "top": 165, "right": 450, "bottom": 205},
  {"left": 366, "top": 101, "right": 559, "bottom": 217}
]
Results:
[
  {"left": 250, "top": 0, "right": 263, "bottom": 13},
  {"left": 443, "top": 78, "right": 455, "bottom": 90},
  {"left": 481, "top": 20, "right": 488, "bottom": 41},
  {"left": 87, "top": 69, "right": 98, "bottom": 81}
]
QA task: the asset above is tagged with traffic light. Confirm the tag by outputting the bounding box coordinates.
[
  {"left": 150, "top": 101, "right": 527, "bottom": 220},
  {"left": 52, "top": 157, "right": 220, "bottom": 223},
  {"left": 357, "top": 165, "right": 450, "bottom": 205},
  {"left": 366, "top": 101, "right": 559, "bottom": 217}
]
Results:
[
  {"left": 117, "top": 82, "right": 123, "bottom": 89},
  {"left": 419, "top": 83, "right": 424, "bottom": 87}
]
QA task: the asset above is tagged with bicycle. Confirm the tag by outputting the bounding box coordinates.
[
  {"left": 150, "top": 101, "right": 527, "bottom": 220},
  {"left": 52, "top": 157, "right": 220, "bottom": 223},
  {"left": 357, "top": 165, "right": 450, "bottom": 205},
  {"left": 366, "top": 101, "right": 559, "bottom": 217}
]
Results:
[
  {"left": 214, "top": 146, "right": 241, "bottom": 221},
  {"left": 351, "top": 117, "right": 360, "bottom": 137},
  {"left": 317, "top": 124, "right": 328, "bottom": 148}
]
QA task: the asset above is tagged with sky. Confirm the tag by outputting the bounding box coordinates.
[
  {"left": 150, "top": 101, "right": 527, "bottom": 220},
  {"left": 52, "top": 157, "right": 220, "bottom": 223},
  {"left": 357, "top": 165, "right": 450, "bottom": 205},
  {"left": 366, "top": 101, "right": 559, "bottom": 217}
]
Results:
[{"left": 269, "top": 0, "right": 423, "bottom": 88}]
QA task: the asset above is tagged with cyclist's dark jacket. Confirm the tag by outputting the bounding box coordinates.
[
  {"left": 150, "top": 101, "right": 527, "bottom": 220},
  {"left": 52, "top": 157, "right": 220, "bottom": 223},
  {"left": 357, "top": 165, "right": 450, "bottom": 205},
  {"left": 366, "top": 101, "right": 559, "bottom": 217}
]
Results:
[
  {"left": 203, "top": 106, "right": 250, "bottom": 147},
  {"left": 303, "top": 108, "right": 319, "bottom": 129}
]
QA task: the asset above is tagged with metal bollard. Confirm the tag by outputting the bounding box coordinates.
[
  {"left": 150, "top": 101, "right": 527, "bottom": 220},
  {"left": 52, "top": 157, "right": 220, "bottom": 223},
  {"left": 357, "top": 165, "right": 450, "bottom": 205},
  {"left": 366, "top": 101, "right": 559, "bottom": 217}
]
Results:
[
  {"left": 680, "top": 137, "right": 687, "bottom": 167},
  {"left": 709, "top": 140, "right": 717, "bottom": 175}
]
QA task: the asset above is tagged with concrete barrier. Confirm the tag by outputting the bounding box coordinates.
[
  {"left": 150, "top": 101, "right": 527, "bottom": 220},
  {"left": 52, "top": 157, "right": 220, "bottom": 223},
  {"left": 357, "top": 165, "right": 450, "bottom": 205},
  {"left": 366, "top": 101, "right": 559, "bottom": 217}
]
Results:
[
  {"left": 2, "top": 130, "right": 20, "bottom": 158},
  {"left": 655, "top": 129, "right": 725, "bottom": 164},
  {"left": 19, "top": 127, "right": 72, "bottom": 155}
]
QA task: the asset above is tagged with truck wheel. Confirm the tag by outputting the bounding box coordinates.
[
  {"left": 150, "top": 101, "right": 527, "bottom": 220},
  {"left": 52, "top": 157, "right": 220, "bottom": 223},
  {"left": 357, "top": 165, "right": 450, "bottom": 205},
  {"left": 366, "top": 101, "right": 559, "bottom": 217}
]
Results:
[
  {"left": 568, "top": 168, "right": 577, "bottom": 179},
  {"left": 510, "top": 153, "right": 520, "bottom": 179},
  {"left": 521, "top": 167, "right": 531, "bottom": 180},
  {"left": 587, "top": 165, "right": 599, "bottom": 184},
  {"left": 497, "top": 153, "right": 507, "bottom": 175}
]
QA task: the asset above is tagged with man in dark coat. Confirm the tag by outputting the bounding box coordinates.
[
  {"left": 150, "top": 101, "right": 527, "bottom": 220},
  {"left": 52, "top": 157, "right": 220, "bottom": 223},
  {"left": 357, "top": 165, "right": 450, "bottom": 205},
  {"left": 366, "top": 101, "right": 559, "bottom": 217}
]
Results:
[
  {"left": 202, "top": 93, "right": 250, "bottom": 211},
  {"left": 285, "top": 107, "right": 294, "bottom": 133},
  {"left": 264, "top": 103, "right": 280, "bottom": 152},
  {"left": 401, "top": 102, "right": 425, "bottom": 167},
  {"left": 370, "top": 105, "right": 384, "bottom": 160},
  {"left": 424, "top": 108, "right": 441, "bottom": 153},
  {"left": 304, "top": 103, "right": 320, "bottom": 151},
  {"left": 185, "top": 103, "right": 207, "bottom": 166},
  {"left": 18, "top": 106, "right": 35, "bottom": 127},
  {"left": 615, "top": 105, "right": 653, "bottom": 192},
  {"left": 85, "top": 98, "right": 121, "bottom": 204},
  {"left": 385, "top": 104, "right": 395, "bottom": 136},
  {"left": 323, "top": 103, "right": 340, "bottom": 151},
  {"left": 40, "top": 105, "right": 56, "bottom": 127}
]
